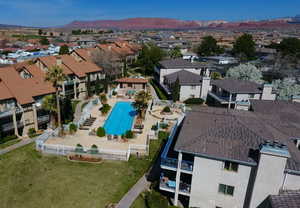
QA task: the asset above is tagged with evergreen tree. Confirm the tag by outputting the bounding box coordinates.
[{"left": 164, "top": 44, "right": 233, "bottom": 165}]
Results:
[
  {"left": 123, "top": 59, "right": 128, "bottom": 77},
  {"left": 86, "top": 74, "right": 92, "bottom": 97},
  {"left": 40, "top": 37, "right": 49, "bottom": 45},
  {"left": 61, "top": 97, "right": 73, "bottom": 124},
  {"left": 59, "top": 44, "right": 69, "bottom": 55},
  {"left": 94, "top": 75, "right": 101, "bottom": 95},
  {"left": 172, "top": 77, "right": 180, "bottom": 102},
  {"left": 232, "top": 33, "right": 256, "bottom": 61},
  {"left": 196, "top": 36, "right": 223, "bottom": 57}
]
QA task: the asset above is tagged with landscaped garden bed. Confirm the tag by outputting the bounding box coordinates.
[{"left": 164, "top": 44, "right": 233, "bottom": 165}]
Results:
[{"left": 68, "top": 154, "right": 103, "bottom": 163}]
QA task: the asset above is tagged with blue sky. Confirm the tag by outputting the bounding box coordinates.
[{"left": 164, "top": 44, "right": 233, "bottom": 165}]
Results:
[{"left": 0, "top": 0, "right": 299, "bottom": 27}]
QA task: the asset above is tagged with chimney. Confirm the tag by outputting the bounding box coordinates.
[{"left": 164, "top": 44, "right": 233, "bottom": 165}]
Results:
[
  {"left": 200, "top": 76, "right": 211, "bottom": 101},
  {"left": 261, "top": 83, "right": 275, "bottom": 100},
  {"left": 249, "top": 140, "right": 290, "bottom": 208},
  {"left": 108, "top": 46, "right": 112, "bottom": 51},
  {"left": 56, "top": 56, "right": 62, "bottom": 66},
  {"left": 292, "top": 95, "right": 300, "bottom": 103}
]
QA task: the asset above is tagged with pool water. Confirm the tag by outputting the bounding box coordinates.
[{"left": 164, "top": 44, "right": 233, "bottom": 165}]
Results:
[{"left": 103, "top": 102, "right": 137, "bottom": 135}]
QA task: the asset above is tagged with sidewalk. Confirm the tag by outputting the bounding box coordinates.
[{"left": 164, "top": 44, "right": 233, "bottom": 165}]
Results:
[
  {"left": 116, "top": 174, "right": 150, "bottom": 208},
  {"left": 0, "top": 138, "right": 34, "bottom": 156}
]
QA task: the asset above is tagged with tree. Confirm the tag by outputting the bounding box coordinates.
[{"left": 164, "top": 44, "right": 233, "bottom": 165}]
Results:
[
  {"left": 211, "top": 71, "right": 222, "bottom": 80},
  {"left": 86, "top": 74, "right": 92, "bottom": 97},
  {"left": 44, "top": 66, "right": 65, "bottom": 131},
  {"left": 135, "top": 43, "right": 166, "bottom": 75},
  {"left": 232, "top": 34, "right": 256, "bottom": 61},
  {"left": 172, "top": 77, "right": 180, "bottom": 102},
  {"left": 94, "top": 75, "right": 102, "bottom": 95},
  {"left": 226, "top": 64, "right": 263, "bottom": 84},
  {"left": 38, "top": 29, "right": 43, "bottom": 36},
  {"left": 61, "top": 97, "right": 73, "bottom": 124},
  {"left": 123, "top": 59, "right": 128, "bottom": 77},
  {"left": 39, "top": 37, "right": 49, "bottom": 45},
  {"left": 278, "top": 37, "right": 300, "bottom": 58},
  {"left": 169, "top": 46, "right": 182, "bottom": 59},
  {"left": 132, "top": 91, "right": 152, "bottom": 118},
  {"left": 272, "top": 79, "right": 300, "bottom": 100},
  {"left": 196, "top": 36, "right": 223, "bottom": 57},
  {"left": 42, "top": 94, "right": 57, "bottom": 127},
  {"left": 59, "top": 44, "right": 69, "bottom": 55}
]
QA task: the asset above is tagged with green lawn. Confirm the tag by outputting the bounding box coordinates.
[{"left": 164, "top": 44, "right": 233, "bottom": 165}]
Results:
[
  {"left": 130, "top": 194, "right": 147, "bottom": 208},
  {"left": 0, "top": 136, "right": 164, "bottom": 208},
  {"left": 0, "top": 139, "right": 21, "bottom": 150}
]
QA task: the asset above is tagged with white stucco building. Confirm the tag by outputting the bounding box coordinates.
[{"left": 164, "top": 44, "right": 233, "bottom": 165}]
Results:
[{"left": 159, "top": 102, "right": 300, "bottom": 208}]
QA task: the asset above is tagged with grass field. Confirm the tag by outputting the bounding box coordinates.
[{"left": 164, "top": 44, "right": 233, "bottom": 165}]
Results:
[
  {"left": 130, "top": 194, "right": 147, "bottom": 208},
  {"left": 0, "top": 136, "right": 163, "bottom": 208}
]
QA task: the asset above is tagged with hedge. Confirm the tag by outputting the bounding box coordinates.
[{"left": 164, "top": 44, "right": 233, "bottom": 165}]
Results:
[
  {"left": 97, "top": 127, "right": 106, "bottom": 137},
  {"left": 184, "top": 98, "right": 204, "bottom": 105},
  {"left": 150, "top": 80, "right": 168, "bottom": 100},
  {"left": 0, "top": 134, "right": 18, "bottom": 144}
]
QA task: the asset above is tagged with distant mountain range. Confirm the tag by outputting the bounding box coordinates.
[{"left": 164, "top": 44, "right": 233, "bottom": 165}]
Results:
[{"left": 63, "top": 17, "right": 299, "bottom": 30}]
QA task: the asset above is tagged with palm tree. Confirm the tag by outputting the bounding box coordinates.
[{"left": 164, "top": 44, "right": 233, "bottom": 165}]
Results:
[
  {"left": 132, "top": 91, "right": 152, "bottom": 118},
  {"left": 44, "top": 65, "right": 65, "bottom": 130},
  {"left": 42, "top": 95, "right": 57, "bottom": 128}
]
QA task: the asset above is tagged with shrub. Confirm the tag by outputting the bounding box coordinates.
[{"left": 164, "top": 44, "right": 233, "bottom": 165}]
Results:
[
  {"left": 184, "top": 98, "right": 204, "bottom": 105},
  {"left": 99, "top": 93, "right": 107, "bottom": 104},
  {"left": 125, "top": 130, "right": 134, "bottom": 139},
  {"left": 0, "top": 134, "right": 18, "bottom": 144},
  {"left": 69, "top": 123, "right": 77, "bottom": 134},
  {"left": 145, "top": 190, "right": 169, "bottom": 208},
  {"left": 75, "top": 144, "right": 84, "bottom": 153},
  {"left": 112, "top": 91, "right": 117, "bottom": 96},
  {"left": 90, "top": 144, "right": 99, "bottom": 154},
  {"left": 162, "top": 106, "right": 171, "bottom": 113},
  {"left": 158, "top": 131, "right": 169, "bottom": 141},
  {"left": 159, "top": 123, "right": 168, "bottom": 129},
  {"left": 97, "top": 127, "right": 106, "bottom": 137},
  {"left": 101, "top": 104, "right": 111, "bottom": 114},
  {"left": 151, "top": 124, "right": 158, "bottom": 131},
  {"left": 28, "top": 128, "right": 37, "bottom": 138}
]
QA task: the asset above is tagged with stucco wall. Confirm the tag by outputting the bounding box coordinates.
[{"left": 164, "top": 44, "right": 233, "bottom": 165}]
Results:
[
  {"left": 179, "top": 85, "right": 201, "bottom": 101},
  {"left": 283, "top": 173, "right": 300, "bottom": 190},
  {"left": 249, "top": 154, "right": 287, "bottom": 208},
  {"left": 189, "top": 156, "right": 252, "bottom": 208}
]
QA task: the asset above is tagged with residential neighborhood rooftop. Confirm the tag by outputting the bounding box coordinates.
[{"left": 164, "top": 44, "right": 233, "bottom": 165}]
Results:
[
  {"left": 164, "top": 70, "right": 202, "bottom": 85},
  {"left": 159, "top": 58, "right": 206, "bottom": 69},
  {"left": 268, "top": 190, "right": 300, "bottom": 208},
  {"left": 211, "top": 79, "right": 263, "bottom": 94}
]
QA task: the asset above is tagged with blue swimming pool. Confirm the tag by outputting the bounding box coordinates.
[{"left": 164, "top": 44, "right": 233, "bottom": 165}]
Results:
[{"left": 103, "top": 102, "right": 137, "bottom": 135}]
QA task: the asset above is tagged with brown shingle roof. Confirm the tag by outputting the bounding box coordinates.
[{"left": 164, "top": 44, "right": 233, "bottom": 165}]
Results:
[
  {"left": 269, "top": 190, "right": 300, "bottom": 208},
  {"left": 211, "top": 79, "right": 262, "bottom": 94}
]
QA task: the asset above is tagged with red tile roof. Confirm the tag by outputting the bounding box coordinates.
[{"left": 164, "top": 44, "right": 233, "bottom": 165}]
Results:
[{"left": 116, "top": 77, "right": 148, "bottom": 84}]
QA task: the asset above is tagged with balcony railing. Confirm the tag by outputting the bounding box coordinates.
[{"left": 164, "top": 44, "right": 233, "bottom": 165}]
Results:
[
  {"left": 161, "top": 157, "right": 178, "bottom": 169},
  {"left": 37, "top": 115, "right": 50, "bottom": 124},
  {"left": 208, "top": 92, "right": 236, "bottom": 104},
  {"left": 0, "top": 107, "right": 22, "bottom": 118},
  {"left": 1, "top": 120, "right": 23, "bottom": 131},
  {"left": 161, "top": 157, "right": 193, "bottom": 172},
  {"left": 159, "top": 179, "right": 191, "bottom": 194}
]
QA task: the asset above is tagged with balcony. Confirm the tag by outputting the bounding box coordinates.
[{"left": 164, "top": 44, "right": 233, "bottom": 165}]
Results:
[
  {"left": 0, "top": 107, "right": 22, "bottom": 118},
  {"left": 1, "top": 120, "right": 23, "bottom": 132},
  {"left": 159, "top": 178, "right": 191, "bottom": 196},
  {"left": 64, "top": 80, "right": 75, "bottom": 86},
  {"left": 161, "top": 157, "right": 193, "bottom": 173},
  {"left": 37, "top": 115, "right": 50, "bottom": 124},
  {"left": 208, "top": 92, "right": 236, "bottom": 104}
]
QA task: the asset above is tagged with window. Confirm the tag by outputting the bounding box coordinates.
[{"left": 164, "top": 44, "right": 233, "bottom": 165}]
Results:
[
  {"left": 218, "top": 184, "right": 235, "bottom": 196},
  {"left": 128, "top": 83, "right": 133, "bottom": 87},
  {"left": 190, "top": 85, "right": 196, "bottom": 90},
  {"left": 224, "top": 161, "right": 239, "bottom": 172},
  {"left": 216, "top": 206, "right": 222, "bottom": 208}
]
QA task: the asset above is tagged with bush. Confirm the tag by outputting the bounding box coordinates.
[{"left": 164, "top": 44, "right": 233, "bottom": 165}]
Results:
[
  {"left": 90, "top": 144, "right": 99, "bottom": 154},
  {"left": 0, "top": 134, "right": 18, "bottom": 144},
  {"left": 101, "top": 104, "right": 111, "bottom": 114},
  {"left": 145, "top": 190, "right": 169, "bottom": 208},
  {"left": 159, "top": 123, "right": 169, "bottom": 129},
  {"left": 184, "top": 98, "right": 204, "bottom": 105},
  {"left": 97, "top": 127, "right": 106, "bottom": 137},
  {"left": 69, "top": 123, "right": 77, "bottom": 134},
  {"left": 100, "top": 93, "right": 107, "bottom": 104},
  {"left": 75, "top": 144, "right": 84, "bottom": 153},
  {"left": 28, "top": 128, "right": 37, "bottom": 138},
  {"left": 151, "top": 124, "right": 158, "bottom": 131},
  {"left": 112, "top": 91, "right": 117, "bottom": 96},
  {"left": 125, "top": 130, "right": 134, "bottom": 139},
  {"left": 162, "top": 106, "right": 171, "bottom": 113},
  {"left": 158, "top": 131, "right": 169, "bottom": 141}
]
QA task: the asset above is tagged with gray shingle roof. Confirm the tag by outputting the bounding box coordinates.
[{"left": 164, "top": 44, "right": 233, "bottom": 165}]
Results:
[
  {"left": 159, "top": 58, "right": 206, "bottom": 69},
  {"left": 269, "top": 190, "right": 300, "bottom": 208},
  {"left": 164, "top": 70, "right": 202, "bottom": 85},
  {"left": 211, "top": 79, "right": 262, "bottom": 94},
  {"left": 174, "top": 105, "right": 300, "bottom": 171}
]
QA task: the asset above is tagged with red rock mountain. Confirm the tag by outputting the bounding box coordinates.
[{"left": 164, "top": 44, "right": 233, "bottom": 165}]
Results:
[{"left": 64, "top": 17, "right": 294, "bottom": 29}]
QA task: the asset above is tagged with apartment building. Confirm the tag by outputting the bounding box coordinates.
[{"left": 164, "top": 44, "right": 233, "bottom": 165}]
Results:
[
  {"left": 159, "top": 102, "right": 300, "bottom": 208},
  {"left": 0, "top": 54, "right": 103, "bottom": 137},
  {"left": 208, "top": 79, "right": 276, "bottom": 109}
]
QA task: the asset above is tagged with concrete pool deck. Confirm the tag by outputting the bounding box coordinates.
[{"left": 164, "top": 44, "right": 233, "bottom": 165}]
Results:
[{"left": 45, "top": 97, "right": 162, "bottom": 152}]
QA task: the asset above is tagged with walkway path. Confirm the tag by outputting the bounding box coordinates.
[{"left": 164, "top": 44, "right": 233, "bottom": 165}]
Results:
[
  {"left": 149, "top": 83, "right": 159, "bottom": 100},
  {"left": 116, "top": 174, "right": 150, "bottom": 208},
  {"left": 0, "top": 138, "right": 35, "bottom": 156},
  {"left": 73, "top": 99, "right": 89, "bottom": 123}
]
